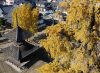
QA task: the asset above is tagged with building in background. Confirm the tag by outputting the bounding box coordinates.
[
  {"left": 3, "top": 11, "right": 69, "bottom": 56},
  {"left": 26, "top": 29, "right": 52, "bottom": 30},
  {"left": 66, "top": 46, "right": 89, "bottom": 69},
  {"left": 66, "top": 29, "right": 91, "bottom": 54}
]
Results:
[
  {"left": 0, "top": 0, "right": 5, "bottom": 5},
  {"left": 5, "top": 0, "right": 14, "bottom": 5},
  {"left": 36, "top": 0, "right": 47, "bottom": 14}
]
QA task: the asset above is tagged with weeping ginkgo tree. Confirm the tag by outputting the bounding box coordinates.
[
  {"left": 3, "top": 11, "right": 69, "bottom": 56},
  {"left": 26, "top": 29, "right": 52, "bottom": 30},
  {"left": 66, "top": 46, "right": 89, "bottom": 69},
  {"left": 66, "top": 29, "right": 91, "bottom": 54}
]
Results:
[
  {"left": 37, "top": 0, "right": 100, "bottom": 73},
  {"left": 12, "top": 3, "right": 39, "bottom": 33}
]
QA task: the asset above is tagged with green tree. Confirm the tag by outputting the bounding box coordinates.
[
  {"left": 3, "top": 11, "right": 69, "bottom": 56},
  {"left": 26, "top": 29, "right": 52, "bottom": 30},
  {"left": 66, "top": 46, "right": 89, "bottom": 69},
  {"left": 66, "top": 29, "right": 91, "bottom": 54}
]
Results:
[{"left": 0, "top": 18, "right": 3, "bottom": 27}]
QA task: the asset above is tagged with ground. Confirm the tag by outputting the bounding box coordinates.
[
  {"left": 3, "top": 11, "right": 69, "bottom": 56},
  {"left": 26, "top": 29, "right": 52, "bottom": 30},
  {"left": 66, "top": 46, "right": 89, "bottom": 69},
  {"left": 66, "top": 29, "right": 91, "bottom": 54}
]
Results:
[
  {"left": 0, "top": 42, "right": 47, "bottom": 73},
  {"left": 0, "top": 52, "right": 46, "bottom": 73}
]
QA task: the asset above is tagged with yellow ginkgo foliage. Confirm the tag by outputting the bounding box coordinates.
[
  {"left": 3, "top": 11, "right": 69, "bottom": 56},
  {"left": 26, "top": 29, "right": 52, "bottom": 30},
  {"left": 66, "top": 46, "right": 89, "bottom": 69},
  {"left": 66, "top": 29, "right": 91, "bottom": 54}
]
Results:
[
  {"left": 12, "top": 3, "right": 39, "bottom": 33},
  {"left": 40, "top": 23, "right": 72, "bottom": 58},
  {"left": 66, "top": 0, "right": 97, "bottom": 45},
  {"left": 37, "top": 0, "right": 100, "bottom": 73},
  {"left": 59, "top": 0, "right": 70, "bottom": 11}
]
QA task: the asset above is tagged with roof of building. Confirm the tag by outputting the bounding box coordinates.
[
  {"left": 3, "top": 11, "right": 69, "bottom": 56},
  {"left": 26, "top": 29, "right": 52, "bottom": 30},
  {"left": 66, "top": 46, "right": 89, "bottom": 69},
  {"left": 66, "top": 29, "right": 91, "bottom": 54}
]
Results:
[
  {"left": 0, "top": 0, "right": 4, "bottom": 5},
  {"left": 0, "top": 8, "right": 3, "bottom": 15},
  {"left": 3, "top": 26, "right": 33, "bottom": 42},
  {"left": 1, "top": 6, "right": 14, "bottom": 23},
  {"left": 36, "top": 0, "right": 47, "bottom": 4}
]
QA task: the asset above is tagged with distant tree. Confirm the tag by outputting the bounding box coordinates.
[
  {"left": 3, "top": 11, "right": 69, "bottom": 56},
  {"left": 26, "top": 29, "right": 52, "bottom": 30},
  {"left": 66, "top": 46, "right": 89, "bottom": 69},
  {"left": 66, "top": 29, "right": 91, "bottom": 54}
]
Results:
[
  {"left": 0, "top": 18, "right": 3, "bottom": 27},
  {"left": 0, "top": 18, "right": 5, "bottom": 30},
  {"left": 12, "top": 3, "right": 39, "bottom": 33}
]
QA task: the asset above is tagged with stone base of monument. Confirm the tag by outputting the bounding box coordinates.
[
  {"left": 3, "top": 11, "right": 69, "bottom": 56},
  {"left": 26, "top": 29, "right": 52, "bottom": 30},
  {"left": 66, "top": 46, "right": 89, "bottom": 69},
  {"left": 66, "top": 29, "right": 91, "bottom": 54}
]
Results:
[
  {"left": 5, "top": 57, "right": 29, "bottom": 73},
  {"left": 5, "top": 61, "right": 23, "bottom": 73},
  {"left": 3, "top": 40, "right": 41, "bottom": 72}
]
